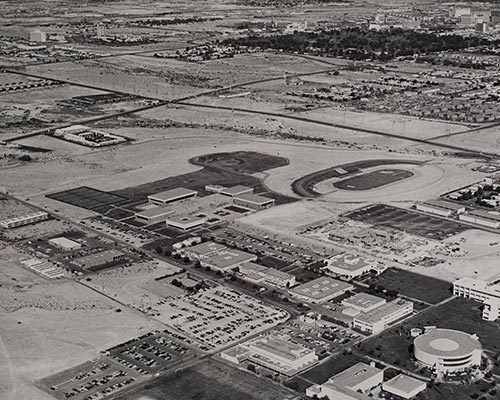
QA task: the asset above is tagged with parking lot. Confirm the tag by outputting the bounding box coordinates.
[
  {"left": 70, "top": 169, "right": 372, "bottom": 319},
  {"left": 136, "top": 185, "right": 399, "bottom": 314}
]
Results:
[
  {"left": 39, "top": 358, "right": 144, "bottom": 400},
  {"left": 106, "top": 330, "right": 192, "bottom": 375},
  {"left": 158, "top": 286, "right": 289, "bottom": 350},
  {"left": 345, "top": 204, "right": 469, "bottom": 240}
]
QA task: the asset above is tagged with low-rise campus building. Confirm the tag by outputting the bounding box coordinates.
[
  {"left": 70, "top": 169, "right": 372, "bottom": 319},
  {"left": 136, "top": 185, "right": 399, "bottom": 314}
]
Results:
[
  {"left": 324, "top": 253, "right": 377, "bottom": 279},
  {"left": 180, "top": 241, "right": 227, "bottom": 260},
  {"left": 147, "top": 187, "right": 197, "bottom": 206},
  {"left": 382, "top": 374, "right": 427, "bottom": 399},
  {"left": 221, "top": 334, "right": 318, "bottom": 376},
  {"left": 306, "top": 362, "right": 384, "bottom": 400},
  {"left": 238, "top": 262, "right": 296, "bottom": 288},
  {"left": 289, "top": 277, "right": 353, "bottom": 304},
  {"left": 200, "top": 249, "right": 257, "bottom": 272},
  {"left": 352, "top": 299, "right": 413, "bottom": 334},
  {"left": 415, "top": 199, "right": 466, "bottom": 217},
  {"left": 0, "top": 211, "right": 49, "bottom": 229},
  {"left": 233, "top": 193, "right": 275, "bottom": 211},
  {"left": 48, "top": 237, "right": 82, "bottom": 251},
  {"left": 459, "top": 209, "right": 500, "bottom": 229}
]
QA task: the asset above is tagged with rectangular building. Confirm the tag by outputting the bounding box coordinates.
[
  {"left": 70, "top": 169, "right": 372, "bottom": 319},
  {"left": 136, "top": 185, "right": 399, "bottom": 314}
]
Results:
[
  {"left": 221, "top": 334, "right": 318, "bottom": 376},
  {"left": 200, "top": 249, "right": 257, "bottom": 272},
  {"left": 353, "top": 299, "right": 413, "bottom": 334},
  {"left": 416, "top": 199, "right": 466, "bottom": 217},
  {"left": 382, "top": 374, "right": 426, "bottom": 399},
  {"left": 306, "top": 362, "right": 384, "bottom": 400},
  {"left": 135, "top": 207, "right": 174, "bottom": 223},
  {"left": 73, "top": 250, "right": 125, "bottom": 270},
  {"left": 147, "top": 187, "right": 197, "bottom": 206},
  {"left": 180, "top": 241, "right": 227, "bottom": 260},
  {"left": 342, "top": 293, "right": 386, "bottom": 313},
  {"left": 219, "top": 185, "right": 254, "bottom": 197},
  {"left": 233, "top": 193, "right": 275, "bottom": 211},
  {"left": 0, "top": 211, "right": 49, "bottom": 229},
  {"left": 48, "top": 237, "right": 82, "bottom": 251},
  {"left": 454, "top": 277, "right": 500, "bottom": 321},
  {"left": 459, "top": 209, "right": 500, "bottom": 229},
  {"left": 289, "top": 277, "right": 353, "bottom": 304},
  {"left": 324, "top": 253, "right": 377, "bottom": 279},
  {"left": 239, "top": 262, "right": 296, "bottom": 288},
  {"left": 165, "top": 214, "right": 206, "bottom": 230}
]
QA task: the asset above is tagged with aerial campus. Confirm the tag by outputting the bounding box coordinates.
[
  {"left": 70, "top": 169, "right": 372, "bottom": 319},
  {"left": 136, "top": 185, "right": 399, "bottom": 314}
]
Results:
[{"left": 4, "top": 1, "right": 500, "bottom": 400}]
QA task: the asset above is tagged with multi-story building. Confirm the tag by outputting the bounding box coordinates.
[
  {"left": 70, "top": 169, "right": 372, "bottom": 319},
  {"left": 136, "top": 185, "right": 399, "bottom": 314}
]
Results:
[
  {"left": 453, "top": 277, "right": 500, "bottom": 321},
  {"left": 238, "top": 262, "right": 296, "bottom": 288},
  {"left": 289, "top": 277, "right": 353, "bottom": 304},
  {"left": 352, "top": 299, "right": 413, "bottom": 334}
]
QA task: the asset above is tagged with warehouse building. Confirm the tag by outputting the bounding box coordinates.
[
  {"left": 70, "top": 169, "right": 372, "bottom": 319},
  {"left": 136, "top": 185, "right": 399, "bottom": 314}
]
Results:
[
  {"left": 382, "top": 375, "right": 426, "bottom": 399},
  {"left": 233, "top": 193, "right": 275, "bottom": 211},
  {"left": 48, "top": 237, "right": 82, "bottom": 251},
  {"left": 415, "top": 199, "right": 466, "bottom": 217},
  {"left": 0, "top": 211, "right": 49, "bottom": 229},
  {"left": 459, "top": 209, "right": 500, "bottom": 229},
  {"left": 221, "top": 334, "right": 318, "bottom": 376},
  {"left": 147, "top": 187, "right": 197, "bottom": 206},
  {"left": 352, "top": 299, "right": 413, "bottom": 334},
  {"left": 453, "top": 276, "right": 500, "bottom": 321},
  {"left": 135, "top": 207, "right": 174, "bottom": 223},
  {"left": 165, "top": 214, "right": 206, "bottom": 230},
  {"left": 289, "top": 277, "right": 353, "bottom": 304},
  {"left": 180, "top": 241, "right": 227, "bottom": 260},
  {"left": 324, "top": 253, "right": 377, "bottom": 279},
  {"left": 306, "top": 362, "right": 384, "bottom": 400},
  {"left": 238, "top": 262, "right": 296, "bottom": 288},
  {"left": 200, "top": 249, "right": 257, "bottom": 272}
]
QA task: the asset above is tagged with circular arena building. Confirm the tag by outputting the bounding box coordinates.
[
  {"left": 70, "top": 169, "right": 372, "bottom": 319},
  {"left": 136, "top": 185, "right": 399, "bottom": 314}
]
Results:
[{"left": 414, "top": 329, "right": 483, "bottom": 374}]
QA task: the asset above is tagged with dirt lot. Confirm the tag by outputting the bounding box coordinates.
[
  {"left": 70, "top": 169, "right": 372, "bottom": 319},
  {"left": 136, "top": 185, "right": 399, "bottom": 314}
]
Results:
[
  {"left": 119, "top": 359, "right": 297, "bottom": 400},
  {"left": 0, "top": 246, "right": 163, "bottom": 400}
]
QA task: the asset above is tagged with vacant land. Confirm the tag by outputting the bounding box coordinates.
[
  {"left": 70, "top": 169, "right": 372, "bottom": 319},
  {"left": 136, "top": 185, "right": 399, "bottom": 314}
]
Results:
[
  {"left": 333, "top": 169, "right": 414, "bottom": 191},
  {"left": 292, "top": 159, "right": 422, "bottom": 197},
  {"left": 345, "top": 204, "right": 470, "bottom": 240},
  {"left": 120, "top": 359, "right": 297, "bottom": 400},
  {"left": 362, "top": 268, "right": 452, "bottom": 305}
]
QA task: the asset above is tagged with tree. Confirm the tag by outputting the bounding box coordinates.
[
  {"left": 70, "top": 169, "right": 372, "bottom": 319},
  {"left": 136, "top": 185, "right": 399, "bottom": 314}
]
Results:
[
  {"left": 247, "top": 364, "right": 256, "bottom": 373},
  {"left": 155, "top": 246, "right": 163, "bottom": 254}
]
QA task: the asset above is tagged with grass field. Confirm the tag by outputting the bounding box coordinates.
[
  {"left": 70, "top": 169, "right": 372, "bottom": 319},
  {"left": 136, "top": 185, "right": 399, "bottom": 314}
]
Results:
[
  {"left": 297, "top": 352, "right": 365, "bottom": 385},
  {"left": 191, "top": 151, "right": 289, "bottom": 174},
  {"left": 120, "top": 359, "right": 296, "bottom": 400},
  {"left": 362, "top": 268, "right": 453, "bottom": 305},
  {"left": 345, "top": 204, "right": 469, "bottom": 240},
  {"left": 333, "top": 169, "right": 414, "bottom": 191},
  {"left": 47, "top": 187, "right": 128, "bottom": 211}
]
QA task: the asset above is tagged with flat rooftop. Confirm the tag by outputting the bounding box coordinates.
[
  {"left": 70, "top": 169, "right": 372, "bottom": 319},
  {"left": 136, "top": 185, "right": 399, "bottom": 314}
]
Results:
[
  {"left": 383, "top": 374, "right": 426, "bottom": 395},
  {"left": 240, "top": 262, "right": 268, "bottom": 273},
  {"left": 343, "top": 293, "right": 386, "bottom": 309},
  {"left": 289, "top": 277, "right": 353, "bottom": 301},
  {"left": 48, "top": 237, "right": 81, "bottom": 248},
  {"left": 166, "top": 214, "right": 205, "bottom": 225},
  {"left": 203, "top": 249, "right": 256, "bottom": 269},
  {"left": 135, "top": 206, "right": 174, "bottom": 218},
  {"left": 250, "top": 335, "right": 312, "bottom": 361},
  {"left": 422, "top": 199, "right": 466, "bottom": 211},
  {"left": 355, "top": 299, "right": 412, "bottom": 324},
  {"left": 74, "top": 249, "right": 125, "bottom": 267},
  {"left": 220, "top": 185, "right": 254, "bottom": 196},
  {"left": 234, "top": 192, "right": 275, "bottom": 205},
  {"left": 455, "top": 276, "right": 500, "bottom": 298},
  {"left": 467, "top": 209, "right": 500, "bottom": 222},
  {"left": 185, "top": 241, "right": 226, "bottom": 255},
  {"left": 327, "top": 253, "right": 374, "bottom": 272},
  {"left": 148, "top": 187, "right": 197, "bottom": 201},
  {"left": 330, "top": 362, "right": 383, "bottom": 390}
]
